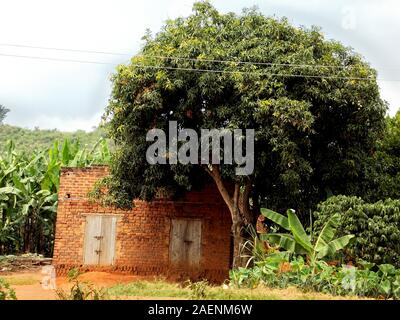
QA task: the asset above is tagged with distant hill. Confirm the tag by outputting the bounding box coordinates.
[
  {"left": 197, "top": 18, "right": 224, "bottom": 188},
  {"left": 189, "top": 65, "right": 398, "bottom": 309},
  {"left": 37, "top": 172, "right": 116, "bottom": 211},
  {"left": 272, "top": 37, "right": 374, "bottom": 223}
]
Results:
[{"left": 0, "top": 124, "right": 108, "bottom": 153}]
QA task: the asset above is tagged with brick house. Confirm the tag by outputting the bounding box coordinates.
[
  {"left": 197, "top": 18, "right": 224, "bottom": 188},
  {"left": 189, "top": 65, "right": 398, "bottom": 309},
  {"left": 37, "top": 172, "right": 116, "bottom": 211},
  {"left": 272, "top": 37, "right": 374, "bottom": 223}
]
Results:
[{"left": 52, "top": 166, "right": 232, "bottom": 282}]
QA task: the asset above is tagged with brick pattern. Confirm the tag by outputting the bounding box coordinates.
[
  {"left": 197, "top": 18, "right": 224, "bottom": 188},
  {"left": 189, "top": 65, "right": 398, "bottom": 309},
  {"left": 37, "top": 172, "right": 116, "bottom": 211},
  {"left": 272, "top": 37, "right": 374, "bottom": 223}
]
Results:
[{"left": 53, "top": 166, "right": 232, "bottom": 282}]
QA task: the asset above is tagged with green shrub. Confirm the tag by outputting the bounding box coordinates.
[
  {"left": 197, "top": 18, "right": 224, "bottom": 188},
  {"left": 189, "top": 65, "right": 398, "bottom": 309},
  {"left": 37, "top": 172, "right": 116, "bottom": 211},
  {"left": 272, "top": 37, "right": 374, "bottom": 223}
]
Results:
[
  {"left": 56, "top": 268, "right": 107, "bottom": 300},
  {"left": 0, "top": 278, "right": 17, "bottom": 300},
  {"left": 313, "top": 196, "right": 400, "bottom": 266},
  {"left": 230, "top": 257, "right": 400, "bottom": 299},
  {"left": 185, "top": 280, "right": 209, "bottom": 300}
]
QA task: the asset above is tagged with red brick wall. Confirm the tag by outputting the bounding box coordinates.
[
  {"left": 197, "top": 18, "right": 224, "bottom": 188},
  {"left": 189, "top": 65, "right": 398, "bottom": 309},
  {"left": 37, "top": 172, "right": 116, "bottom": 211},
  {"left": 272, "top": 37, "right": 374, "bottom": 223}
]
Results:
[{"left": 53, "top": 166, "right": 232, "bottom": 282}]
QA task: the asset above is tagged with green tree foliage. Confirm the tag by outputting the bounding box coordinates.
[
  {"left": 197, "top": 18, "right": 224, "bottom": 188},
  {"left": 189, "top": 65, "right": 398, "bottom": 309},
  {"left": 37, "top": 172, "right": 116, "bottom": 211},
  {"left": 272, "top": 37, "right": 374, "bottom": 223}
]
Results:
[
  {"left": 103, "top": 2, "right": 386, "bottom": 265},
  {"left": 361, "top": 111, "right": 400, "bottom": 201},
  {"left": 314, "top": 195, "right": 400, "bottom": 267},
  {"left": 0, "top": 105, "right": 9, "bottom": 124},
  {"left": 0, "top": 139, "right": 110, "bottom": 255}
]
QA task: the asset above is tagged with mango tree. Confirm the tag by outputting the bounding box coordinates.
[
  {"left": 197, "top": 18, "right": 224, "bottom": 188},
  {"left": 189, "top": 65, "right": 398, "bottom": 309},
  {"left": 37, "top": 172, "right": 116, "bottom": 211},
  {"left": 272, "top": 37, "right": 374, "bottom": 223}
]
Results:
[{"left": 103, "top": 2, "right": 386, "bottom": 266}]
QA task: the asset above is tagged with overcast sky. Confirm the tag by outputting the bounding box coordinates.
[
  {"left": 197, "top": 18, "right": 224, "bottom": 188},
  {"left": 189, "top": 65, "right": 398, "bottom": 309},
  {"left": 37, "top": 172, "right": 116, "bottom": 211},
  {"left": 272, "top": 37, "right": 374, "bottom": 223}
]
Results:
[{"left": 0, "top": 0, "right": 399, "bottom": 132}]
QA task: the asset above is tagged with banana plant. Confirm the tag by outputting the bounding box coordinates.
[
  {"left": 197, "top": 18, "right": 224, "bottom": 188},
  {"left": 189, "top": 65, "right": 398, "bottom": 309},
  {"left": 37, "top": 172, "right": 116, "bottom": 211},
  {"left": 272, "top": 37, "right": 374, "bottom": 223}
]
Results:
[
  {"left": 260, "top": 208, "right": 354, "bottom": 267},
  {"left": 0, "top": 137, "right": 111, "bottom": 255}
]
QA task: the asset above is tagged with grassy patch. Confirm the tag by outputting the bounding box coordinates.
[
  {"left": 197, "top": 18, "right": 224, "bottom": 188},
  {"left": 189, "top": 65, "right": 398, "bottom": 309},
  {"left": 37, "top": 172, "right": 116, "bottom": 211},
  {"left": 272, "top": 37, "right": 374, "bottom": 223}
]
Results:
[
  {"left": 107, "top": 280, "right": 360, "bottom": 300},
  {"left": 1, "top": 275, "right": 37, "bottom": 286},
  {"left": 108, "top": 280, "right": 190, "bottom": 299}
]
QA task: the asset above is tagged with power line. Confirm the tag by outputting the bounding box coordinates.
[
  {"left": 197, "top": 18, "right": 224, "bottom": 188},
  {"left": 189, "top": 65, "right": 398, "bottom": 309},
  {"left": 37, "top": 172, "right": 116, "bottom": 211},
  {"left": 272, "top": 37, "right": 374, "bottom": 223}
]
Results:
[
  {"left": 0, "top": 42, "right": 356, "bottom": 69},
  {"left": 0, "top": 52, "right": 366, "bottom": 79},
  {"left": 0, "top": 52, "right": 118, "bottom": 65},
  {"left": 1, "top": 51, "right": 399, "bottom": 82},
  {"left": 131, "top": 63, "right": 374, "bottom": 81},
  {"left": 0, "top": 43, "right": 128, "bottom": 56},
  {"left": 1, "top": 43, "right": 400, "bottom": 80},
  {"left": 0, "top": 52, "right": 375, "bottom": 80}
]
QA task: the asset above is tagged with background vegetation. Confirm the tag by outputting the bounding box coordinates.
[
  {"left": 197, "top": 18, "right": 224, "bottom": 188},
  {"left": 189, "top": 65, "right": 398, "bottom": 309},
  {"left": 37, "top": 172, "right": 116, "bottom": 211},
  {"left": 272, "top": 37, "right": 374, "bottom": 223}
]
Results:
[
  {"left": 314, "top": 196, "right": 400, "bottom": 267},
  {"left": 0, "top": 124, "right": 107, "bottom": 153}
]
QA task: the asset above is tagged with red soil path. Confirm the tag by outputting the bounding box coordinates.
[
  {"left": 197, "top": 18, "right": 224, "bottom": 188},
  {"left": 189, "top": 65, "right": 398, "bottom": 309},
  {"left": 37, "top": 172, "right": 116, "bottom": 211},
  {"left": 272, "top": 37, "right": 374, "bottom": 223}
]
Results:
[{"left": 2, "top": 270, "right": 146, "bottom": 300}]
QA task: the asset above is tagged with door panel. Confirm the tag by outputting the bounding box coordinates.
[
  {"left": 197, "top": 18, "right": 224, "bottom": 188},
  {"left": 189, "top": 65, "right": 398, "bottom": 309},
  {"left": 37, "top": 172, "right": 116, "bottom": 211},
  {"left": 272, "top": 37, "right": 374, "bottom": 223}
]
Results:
[
  {"left": 99, "top": 216, "right": 117, "bottom": 265},
  {"left": 170, "top": 219, "right": 186, "bottom": 265},
  {"left": 83, "top": 215, "right": 102, "bottom": 265},
  {"left": 170, "top": 219, "right": 202, "bottom": 267},
  {"left": 83, "top": 215, "right": 117, "bottom": 266},
  {"left": 187, "top": 220, "right": 201, "bottom": 266}
]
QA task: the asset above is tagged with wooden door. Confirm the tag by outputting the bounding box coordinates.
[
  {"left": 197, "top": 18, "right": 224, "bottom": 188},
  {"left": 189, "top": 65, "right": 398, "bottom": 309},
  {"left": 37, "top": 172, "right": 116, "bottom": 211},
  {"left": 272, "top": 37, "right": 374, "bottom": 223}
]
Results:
[
  {"left": 83, "top": 215, "right": 102, "bottom": 265},
  {"left": 83, "top": 215, "right": 117, "bottom": 265},
  {"left": 98, "top": 216, "right": 117, "bottom": 265},
  {"left": 169, "top": 219, "right": 202, "bottom": 267}
]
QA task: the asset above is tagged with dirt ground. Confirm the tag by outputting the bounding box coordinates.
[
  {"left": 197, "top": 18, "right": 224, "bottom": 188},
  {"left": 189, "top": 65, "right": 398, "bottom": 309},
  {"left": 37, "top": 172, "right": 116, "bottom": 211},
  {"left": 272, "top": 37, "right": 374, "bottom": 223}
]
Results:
[
  {"left": 1, "top": 269, "right": 367, "bottom": 300},
  {"left": 1, "top": 269, "right": 146, "bottom": 300}
]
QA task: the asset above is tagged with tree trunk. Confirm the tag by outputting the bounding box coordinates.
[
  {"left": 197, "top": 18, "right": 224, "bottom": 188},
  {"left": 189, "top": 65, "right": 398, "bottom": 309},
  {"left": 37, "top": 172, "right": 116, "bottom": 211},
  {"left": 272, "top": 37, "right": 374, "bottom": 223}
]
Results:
[
  {"left": 23, "top": 212, "right": 33, "bottom": 253},
  {"left": 206, "top": 165, "right": 254, "bottom": 268},
  {"left": 231, "top": 208, "right": 246, "bottom": 267}
]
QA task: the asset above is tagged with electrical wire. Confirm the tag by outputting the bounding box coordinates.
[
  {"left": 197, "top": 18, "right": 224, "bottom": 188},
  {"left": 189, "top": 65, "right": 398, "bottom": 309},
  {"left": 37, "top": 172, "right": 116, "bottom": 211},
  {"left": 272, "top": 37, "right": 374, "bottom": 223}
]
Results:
[
  {"left": 0, "top": 42, "right": 357, "bottom": 69},
  {"left": 0, "top": 51, "right": 399, "bottom": 82},
  {"left": 0, "top": 52, "right": 116, "bottom": 65},
  {"left": 1, "top": 43, "right": 400, "bottom": 81},
  {"left": 0, "top": 52, "right": 372, "bottom": 80},
  {"left": 0, "top": 43, "right": 128, "bottom": 56},
  {"left": 130, "top": 63, "right": 374, "bottom": 81}
]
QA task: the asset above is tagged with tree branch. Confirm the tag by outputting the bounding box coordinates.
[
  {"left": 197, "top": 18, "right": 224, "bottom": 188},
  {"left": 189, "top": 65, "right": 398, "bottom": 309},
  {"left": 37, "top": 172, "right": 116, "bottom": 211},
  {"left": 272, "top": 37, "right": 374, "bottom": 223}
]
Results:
[{"left": 206, "top": 165, "right": 234, "bottom": 215}]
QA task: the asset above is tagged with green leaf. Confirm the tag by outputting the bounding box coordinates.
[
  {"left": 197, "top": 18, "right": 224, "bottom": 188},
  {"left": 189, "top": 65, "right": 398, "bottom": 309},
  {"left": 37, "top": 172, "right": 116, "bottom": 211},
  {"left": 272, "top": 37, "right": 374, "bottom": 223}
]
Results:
[
  {"left": 0, "top": 166, "right": 17, "bottom": 184},
  {"left": 316, "top": 235, "right": 354, "bottom": 259},
  {"left": 379, "top": 279, "right": 391, "bottom": 295},
  {"left": 358, "top": 260, "right": 375, "bottom": 270},
  {"left": 61, "top": 138, "right": 71, "bottom": 165},
  {"left": 314, "top": 214, "right": 340, "bottom": 252},
  {"left": 287, "top": 209, "right": 313, "bottom": 253},
  {"left": 0, "top": 186, "right": 21, "bottom": 196},
  {"left": 260, "top": 208, "right": 290, "bottom": 231},
  {"left": 262, "top": 252, "right": 290, "bottom": 270},
  {"left": 70, "top": 150, "right": 84, "bottom": 167},
  {"left": 260, "top": 233, "right": 308, "bottom": 254},
  {"left": 12, "top": 175, "right": 27, "bottom": 194},
  {"left": 378, "top": 264, "right": 396, "bottom": 276}
]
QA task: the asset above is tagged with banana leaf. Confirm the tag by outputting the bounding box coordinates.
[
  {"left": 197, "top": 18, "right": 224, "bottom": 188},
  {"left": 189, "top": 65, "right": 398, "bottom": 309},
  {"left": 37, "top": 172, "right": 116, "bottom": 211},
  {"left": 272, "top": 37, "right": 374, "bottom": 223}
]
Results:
[
  {"left": 260, "top": 208, "right": 290, "bottom": 231},
  {"left": 316, "top": 235, "right": 354, "bottom": 259},
  {"left": 314, "top": 214, "right": 340, "bottom": 252},
  {"left": 261, "top": 233, "right": 308, "bottom": 254},
  {"left": 287, "top": 209, "right": 313, "bottom": 253}
]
